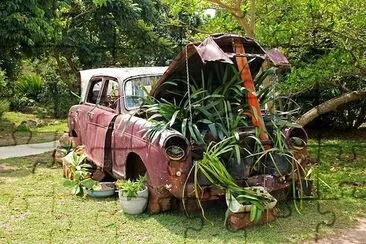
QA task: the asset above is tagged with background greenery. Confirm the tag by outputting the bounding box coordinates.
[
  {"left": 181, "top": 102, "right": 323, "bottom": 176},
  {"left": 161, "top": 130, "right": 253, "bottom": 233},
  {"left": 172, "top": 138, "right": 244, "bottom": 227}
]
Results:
[{"left": 0, "top": 0, "right": 364, "bottom": 128}]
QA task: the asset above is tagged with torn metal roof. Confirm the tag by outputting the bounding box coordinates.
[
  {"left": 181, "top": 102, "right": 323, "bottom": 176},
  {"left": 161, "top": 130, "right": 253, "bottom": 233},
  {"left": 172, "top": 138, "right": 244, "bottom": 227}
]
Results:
[{"left": 153, "top": 34, "right": 289, "bottom": 96}]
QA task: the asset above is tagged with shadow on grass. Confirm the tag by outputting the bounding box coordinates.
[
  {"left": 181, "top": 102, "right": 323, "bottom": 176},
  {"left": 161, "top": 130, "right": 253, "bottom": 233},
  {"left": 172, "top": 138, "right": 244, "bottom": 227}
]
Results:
[{"left": 0, "top": 152, "right": 57, "bottom": 178}]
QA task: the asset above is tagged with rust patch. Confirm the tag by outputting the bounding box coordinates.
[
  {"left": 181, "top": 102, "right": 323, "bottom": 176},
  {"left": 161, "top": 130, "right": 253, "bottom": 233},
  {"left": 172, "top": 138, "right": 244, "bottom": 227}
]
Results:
[{"left": 228, "top": 208, "right": 278, "bottom": 230}]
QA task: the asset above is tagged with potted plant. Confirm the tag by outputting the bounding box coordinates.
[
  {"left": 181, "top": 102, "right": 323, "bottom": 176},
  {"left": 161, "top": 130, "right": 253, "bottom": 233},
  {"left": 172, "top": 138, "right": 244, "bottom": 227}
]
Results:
[
  {"left": 188, "top": 138, "right": 274, "bottom": 223},
  {"left": 116, "top": 175, "right": 148, "bottom": 214},
  {"left": 63, "top": 150, "right": 96, "bottom": 197},
  {"left": 87, "top": 182, "right": 116, "bottom": 198},
  {"left": 225, "top": 186, "right": 277, "bottom": 214}
]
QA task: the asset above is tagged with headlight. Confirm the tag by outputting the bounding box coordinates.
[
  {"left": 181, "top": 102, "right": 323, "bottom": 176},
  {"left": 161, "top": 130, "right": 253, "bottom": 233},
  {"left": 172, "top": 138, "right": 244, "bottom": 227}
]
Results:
[
  {"left": 164, "top": 136, "right": 187, "bottom": 161},
  {"left": 283, "top": 127, "right": 308, "bottom": 150}
]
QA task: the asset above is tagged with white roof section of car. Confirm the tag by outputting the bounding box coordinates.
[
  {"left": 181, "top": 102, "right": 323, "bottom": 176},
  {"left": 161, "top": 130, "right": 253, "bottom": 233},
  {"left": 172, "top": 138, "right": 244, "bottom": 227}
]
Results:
[{"left": 79, "top": 66, "right": 168, "bottom": 102}]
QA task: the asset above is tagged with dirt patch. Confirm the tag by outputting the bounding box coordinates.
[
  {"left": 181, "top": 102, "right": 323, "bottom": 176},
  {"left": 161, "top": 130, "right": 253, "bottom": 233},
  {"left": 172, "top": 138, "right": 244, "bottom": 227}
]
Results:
[
  {"left": 0, "top": 163, "right": 17, "bottom": 172},
  {"left": 317, "top": 217, "right": 366, "bottom": 244}
]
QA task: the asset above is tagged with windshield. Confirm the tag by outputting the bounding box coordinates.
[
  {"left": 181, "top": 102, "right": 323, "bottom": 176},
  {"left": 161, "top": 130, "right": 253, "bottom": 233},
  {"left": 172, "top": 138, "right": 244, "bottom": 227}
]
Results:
[{"left": 124, "top": 75, "right": 160, "bottom": 110}]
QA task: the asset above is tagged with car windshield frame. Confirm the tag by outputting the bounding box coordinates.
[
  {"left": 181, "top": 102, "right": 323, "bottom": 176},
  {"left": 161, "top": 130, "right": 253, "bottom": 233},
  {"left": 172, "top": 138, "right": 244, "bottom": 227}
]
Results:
[{"left": 123, "top": 74, "right": 162, "bottom": 111}]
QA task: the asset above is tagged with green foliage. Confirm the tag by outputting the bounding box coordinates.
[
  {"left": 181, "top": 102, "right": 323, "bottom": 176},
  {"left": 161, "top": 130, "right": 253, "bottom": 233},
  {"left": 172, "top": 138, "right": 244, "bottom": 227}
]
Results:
[
  {"left": 0, "top": 100, "right": 10, "bottom": 118},
  {"left": 190, "top": 137, "right": 272, "bottom": 223},
  {"left": 116, "top": 175, "right": 147, "bottom": 200},
  {"left": 1, "top": 0, "right": 194, "bottom": 93},
  {"left": 39, "top": 72, "right": 78, "bottom": 118},
  {"left": 9, "top": 71, "right": 75, "bottom": 118},
  {"left": 0, "top": 0, "right": 53, "bottom": 83},
  {"left": 0, "top": 68, "right": 6, "bottom": 97},
  {"left": 9, "top": 96, "right": 35, "bottom": 113},
  {"left": 51, "top": 0, "right": 179, "bottom": 69},
  {"left": 280, "top": 49, "right": 356, "bottom": 94},
  {"left": 142, "top": 64, "right": 250, "bottom": 144},
  {"left": 15, "top": 75, "right": 44, "bottom": 101},
  {"left": 0, "top": 69, "right": 8, "bottom": 117},
  {"left": 63, "top": 151, "right": 96, "bottom": 197}
]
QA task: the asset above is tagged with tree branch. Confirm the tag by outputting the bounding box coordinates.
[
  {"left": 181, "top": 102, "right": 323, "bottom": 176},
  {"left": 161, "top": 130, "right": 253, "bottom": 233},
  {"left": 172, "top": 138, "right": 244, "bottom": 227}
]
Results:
[
  {"left": 249, "top": 0, "right": 256, "bottom": 37},
  {"left": 296, "top": 88, "right": 366, "bottom": 126},
  {"left": 206, "top": 0, "right": 255, "bottom": 37},
  {"left": 66, "top": 56, "right": 78, "bottom": 75},
  {"left": 207, "top": 0, "right": 239, "bottom": 13}
]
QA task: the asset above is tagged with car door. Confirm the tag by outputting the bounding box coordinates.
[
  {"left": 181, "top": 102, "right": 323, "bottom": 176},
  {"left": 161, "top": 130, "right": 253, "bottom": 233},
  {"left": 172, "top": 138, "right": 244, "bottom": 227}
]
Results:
[
  {"left": 85, "top": 77, "right": 120, "bottom": 170},
  {"left": 112, "top": 74, "right": 161, "bottom": 178}
]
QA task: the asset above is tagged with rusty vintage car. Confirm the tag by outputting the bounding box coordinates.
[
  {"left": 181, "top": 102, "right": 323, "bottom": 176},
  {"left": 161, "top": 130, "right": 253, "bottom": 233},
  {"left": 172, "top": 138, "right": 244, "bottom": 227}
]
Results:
[{"left": 62, "top": 34, "right": 311, "bottom": 213}]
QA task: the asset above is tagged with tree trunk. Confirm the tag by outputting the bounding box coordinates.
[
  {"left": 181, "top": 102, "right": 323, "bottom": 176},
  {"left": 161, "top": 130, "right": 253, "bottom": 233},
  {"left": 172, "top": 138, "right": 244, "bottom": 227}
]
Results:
[
  {"left": 207, "top": 0, "right": 256, "bottom": 38},
  {"left": 296, "top": 89, "right": 366, "bottom": 127}
]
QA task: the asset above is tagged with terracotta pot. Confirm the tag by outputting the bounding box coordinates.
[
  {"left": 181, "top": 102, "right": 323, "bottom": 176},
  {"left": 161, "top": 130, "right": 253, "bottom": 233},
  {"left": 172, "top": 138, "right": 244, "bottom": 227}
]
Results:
[
  {"left": 225, "top": 186, "right": 277, "bottom": 213},
  {"left": 119, "top": 187, "right": 148, "bottom": 214}
]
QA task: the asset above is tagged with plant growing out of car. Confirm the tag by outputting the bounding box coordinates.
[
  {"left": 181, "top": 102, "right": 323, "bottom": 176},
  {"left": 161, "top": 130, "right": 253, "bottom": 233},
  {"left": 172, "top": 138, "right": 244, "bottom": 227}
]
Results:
[
  {"left": 245, "top": 121, "right": 310, "bottom": 212},
  {"left": 184, "top": 137, "right": 274, "bottom": 223},
  {"left": 63, "top": 151, "right": 96, "bottom": 197},
  {"left": 115, "top": 175, "right": 147, "bottom": 200},
  {"left": 140, "top": 64, "right": 249, "bottom": 145}
]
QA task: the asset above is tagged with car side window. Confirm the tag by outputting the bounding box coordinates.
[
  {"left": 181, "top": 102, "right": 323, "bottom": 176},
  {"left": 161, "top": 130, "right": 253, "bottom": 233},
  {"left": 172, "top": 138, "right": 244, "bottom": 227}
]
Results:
[
  {"left": 86, "top": 79, "right": 103, "bottom": 104},
  {"left": 100, "top": 79, "right": 119, "bottom": 110},
  {"left": 124, "top": 76, "right": 160, "bottom": 110}
]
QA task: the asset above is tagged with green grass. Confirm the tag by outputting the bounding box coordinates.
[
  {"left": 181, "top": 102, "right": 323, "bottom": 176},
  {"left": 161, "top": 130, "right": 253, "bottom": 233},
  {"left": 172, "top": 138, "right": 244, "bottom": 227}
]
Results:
[
  {"left": 0, "top": 138, "right": 365, "bottom": 243},
  {"left": 0, "top": 112, "right": 67, "bottom": 146}
]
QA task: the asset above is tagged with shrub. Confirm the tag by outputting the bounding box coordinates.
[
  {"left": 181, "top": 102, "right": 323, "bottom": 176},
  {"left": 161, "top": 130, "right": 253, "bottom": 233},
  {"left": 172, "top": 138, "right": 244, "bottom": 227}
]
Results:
[
  {"left": 39, "top": 73, "right": 78, "bottom": 118},
  {"left": 0, "top": 69, "right": 6, "bottom": 98},
  {"left": 15, "top": 75, "right": 44, "bottom": 101},
  {"left": 0, "top": 99, "right": 9, "bottom": 118},
  {"left": 9, "top": 95, "right": 36, "bottom": 113},
  {"left": 35, "top": 106, "right": 49, "bottom": 119}
]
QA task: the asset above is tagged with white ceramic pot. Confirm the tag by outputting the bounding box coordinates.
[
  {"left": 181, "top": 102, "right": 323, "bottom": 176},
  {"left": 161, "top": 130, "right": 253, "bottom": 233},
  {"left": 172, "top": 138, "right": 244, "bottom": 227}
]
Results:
[
  {"left": 225, "top": 186, "right": 277, "bottom": 213},
  {"left": 119, "top": 186, "right": 149, "bottom": 214}
]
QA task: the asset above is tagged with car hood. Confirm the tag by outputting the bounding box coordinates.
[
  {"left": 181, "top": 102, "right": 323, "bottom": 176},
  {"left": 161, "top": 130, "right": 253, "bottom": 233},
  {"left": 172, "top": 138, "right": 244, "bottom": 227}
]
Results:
[{"left": 152, "top": 33, "right": 289, "bottom": 98}]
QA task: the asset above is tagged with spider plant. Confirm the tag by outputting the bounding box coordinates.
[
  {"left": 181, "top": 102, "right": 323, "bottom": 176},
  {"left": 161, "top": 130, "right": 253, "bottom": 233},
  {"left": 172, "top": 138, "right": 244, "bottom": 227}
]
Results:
[
  {"left": 141, "top": 64, "right": 251, "bottom": 145},
  {"left": 183, "top": 137, "right": 274, "bottom": 224},
  {"left": 141, "top": 89, "right": 222, "bottom": 144},
  {"left": 244, "top": 121, "right": 308, "bottom": 212}
]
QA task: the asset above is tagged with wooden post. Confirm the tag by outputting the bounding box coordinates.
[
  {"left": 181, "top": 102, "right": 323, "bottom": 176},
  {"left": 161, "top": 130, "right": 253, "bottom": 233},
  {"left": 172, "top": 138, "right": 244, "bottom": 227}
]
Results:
[{"left": 233, "top": 40, "right": 270, "bottom": 145}]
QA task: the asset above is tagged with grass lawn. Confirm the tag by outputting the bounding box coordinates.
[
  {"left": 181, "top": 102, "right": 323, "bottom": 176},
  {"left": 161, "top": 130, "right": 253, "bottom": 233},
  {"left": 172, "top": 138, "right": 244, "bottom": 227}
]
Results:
[
  {"left": 0, "top": 112, "right": 67, "bottom": 146},
  {"left": 0, "top": 138, "right": 365, "bottom": 243}
]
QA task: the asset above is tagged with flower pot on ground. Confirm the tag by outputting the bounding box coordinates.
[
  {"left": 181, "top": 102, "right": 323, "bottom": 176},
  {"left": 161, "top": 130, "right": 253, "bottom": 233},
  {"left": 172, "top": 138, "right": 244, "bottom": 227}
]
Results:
[
  {"left": 225, "top": 186, "right": 277, "bottom": 213},
  {"left": 87, "top": 182, "right": 116, "bottom": 198},
  {"left": 225, "top": 186, "right": 278, "bottom": 229},
  {"left": 295, "top": 165, "right": 316, "bottom": 198},
  {"left": 116, "top": 176, "right": 148, "bottom": 215}
]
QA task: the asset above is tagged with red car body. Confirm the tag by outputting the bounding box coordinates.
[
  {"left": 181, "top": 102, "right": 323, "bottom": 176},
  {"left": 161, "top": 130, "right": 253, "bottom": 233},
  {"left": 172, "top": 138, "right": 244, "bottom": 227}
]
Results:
[{"left": 68, "top": 67, "right": 192, "bottom": 203}]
